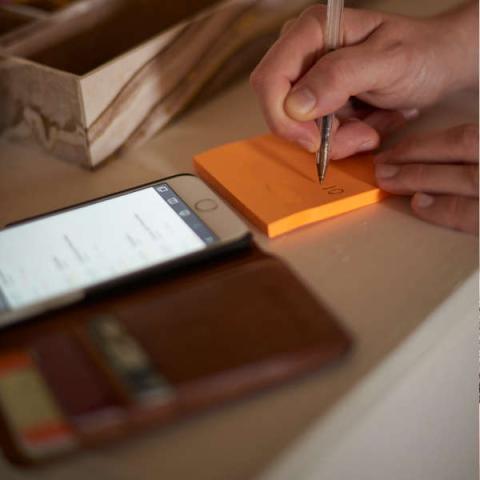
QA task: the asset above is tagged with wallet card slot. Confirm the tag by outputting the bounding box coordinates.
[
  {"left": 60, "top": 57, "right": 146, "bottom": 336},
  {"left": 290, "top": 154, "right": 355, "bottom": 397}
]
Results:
[{"left": 31, "top": 331, "right": 126, "bottom": 434}]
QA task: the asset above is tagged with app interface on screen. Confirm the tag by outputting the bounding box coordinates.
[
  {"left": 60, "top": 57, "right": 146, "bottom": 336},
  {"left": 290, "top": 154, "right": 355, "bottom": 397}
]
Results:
[{"left": 0, "top": 183, "right": 217, "bottom": 312}]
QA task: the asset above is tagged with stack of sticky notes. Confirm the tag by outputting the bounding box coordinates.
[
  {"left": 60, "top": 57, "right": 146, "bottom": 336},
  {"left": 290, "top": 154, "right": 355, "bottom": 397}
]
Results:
[{"left": 194, "top": 134, "right": 387, "bottom": 237}]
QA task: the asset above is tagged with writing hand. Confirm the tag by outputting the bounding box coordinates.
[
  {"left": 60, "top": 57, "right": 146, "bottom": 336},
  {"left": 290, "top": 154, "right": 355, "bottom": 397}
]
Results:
[{"left": 250, "top": 3, "right": 477, "bottom": 157}]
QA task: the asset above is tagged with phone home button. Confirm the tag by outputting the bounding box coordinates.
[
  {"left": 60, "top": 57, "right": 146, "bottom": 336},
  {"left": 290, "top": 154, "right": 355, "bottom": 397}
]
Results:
[{"left": 195, "top": 198, "right": 218, "bottom": 212}]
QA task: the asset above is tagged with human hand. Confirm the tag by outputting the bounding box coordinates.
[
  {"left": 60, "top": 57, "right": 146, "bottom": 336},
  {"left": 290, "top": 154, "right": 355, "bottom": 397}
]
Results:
[
  {"left": 375, "top": 124, "right": 479, "bottom": 235},
  {"left": 250, "top": 3, "right": 478, "bottom": 158}
]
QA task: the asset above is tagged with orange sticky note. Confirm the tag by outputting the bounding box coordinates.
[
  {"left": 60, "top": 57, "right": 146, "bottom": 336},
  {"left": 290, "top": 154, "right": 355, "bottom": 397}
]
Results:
[{"left": 194, "top": 134, "right": 387, "bottom": 237}]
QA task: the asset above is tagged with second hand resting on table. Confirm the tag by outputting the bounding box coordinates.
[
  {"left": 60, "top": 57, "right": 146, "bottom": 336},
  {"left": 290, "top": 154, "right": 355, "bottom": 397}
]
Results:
[{"left": 250, "top": 2, "right": 478, "bottom": 235}]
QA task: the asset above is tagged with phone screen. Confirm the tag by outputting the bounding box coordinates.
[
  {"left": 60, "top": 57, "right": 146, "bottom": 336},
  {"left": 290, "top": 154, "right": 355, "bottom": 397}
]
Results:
[{"left": 0, "top": 182, "right": 218, "bottom": 314}]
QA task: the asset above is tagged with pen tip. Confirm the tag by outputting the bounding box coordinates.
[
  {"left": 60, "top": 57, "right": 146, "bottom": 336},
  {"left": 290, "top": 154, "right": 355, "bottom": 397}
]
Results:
[{"left": 316, "top": 160, "right": 327, "bottom": 183}]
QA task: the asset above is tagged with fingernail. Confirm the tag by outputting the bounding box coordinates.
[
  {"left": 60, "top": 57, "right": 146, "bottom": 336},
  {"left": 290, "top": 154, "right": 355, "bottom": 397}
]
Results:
[
  {"left": 400, "top": 108, "right": 420, "bottom": 120},
  {"left": 297, "top": 138, "right": 316, "bottom": 152},
  {"left": 414, "top": 192, "right": 434, "bottom": 208},
  {"left": 285, "top": 87, "right": 316, "bottom": 116},
  {"left": 375, "top": 163, "right": 400, "bottom": 179}
]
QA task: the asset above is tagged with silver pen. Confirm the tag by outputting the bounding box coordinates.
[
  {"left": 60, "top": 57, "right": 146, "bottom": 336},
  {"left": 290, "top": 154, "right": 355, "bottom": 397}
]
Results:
[{"left": 316, "top": 0, "right": 344, "bottom": 183}]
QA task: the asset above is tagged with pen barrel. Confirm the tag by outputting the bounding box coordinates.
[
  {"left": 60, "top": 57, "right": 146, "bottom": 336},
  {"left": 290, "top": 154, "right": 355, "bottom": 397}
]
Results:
[
  {"left": 320, "top": 114, "right": 334, "bottom": 144},
  {"left": 325, "top": 0, "right": 344, "bottom": 50},
  {"left": 317, "top": 0, "right": 344, "bottom": 182}
]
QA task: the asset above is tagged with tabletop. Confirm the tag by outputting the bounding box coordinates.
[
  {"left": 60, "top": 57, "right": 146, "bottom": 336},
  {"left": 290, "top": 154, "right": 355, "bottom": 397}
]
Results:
[{"left": 0, "top": 0, "right": 477, "bottom": 479}]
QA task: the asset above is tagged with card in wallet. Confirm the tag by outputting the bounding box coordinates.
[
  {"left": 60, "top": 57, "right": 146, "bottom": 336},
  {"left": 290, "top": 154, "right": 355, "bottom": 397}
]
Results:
[{"left": 0, "top": 245, "right": 352, "bottom": 465}]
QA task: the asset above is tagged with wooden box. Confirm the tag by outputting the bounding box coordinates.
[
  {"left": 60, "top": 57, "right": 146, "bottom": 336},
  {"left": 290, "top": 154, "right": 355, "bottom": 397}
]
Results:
[{"left": 0, "top": 0, "right": 311, "bottom": 168}]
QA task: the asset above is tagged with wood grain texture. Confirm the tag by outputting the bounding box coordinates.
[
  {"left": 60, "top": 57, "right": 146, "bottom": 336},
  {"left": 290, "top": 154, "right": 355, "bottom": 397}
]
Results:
[
  {"left": 86, "top": 0, "right": 314, "bottom": 165},
  {"left": 0, "top": 56, "right": 89, "bottom": 166},
  {"left": 0, "top": 0, "right": 313, "bottom": 167},
  {"left": 84, "top": 2, "right": 251, "bottom": 164},
  {"left": 0, "top": 0, "right": 98, "bottom": 51}
]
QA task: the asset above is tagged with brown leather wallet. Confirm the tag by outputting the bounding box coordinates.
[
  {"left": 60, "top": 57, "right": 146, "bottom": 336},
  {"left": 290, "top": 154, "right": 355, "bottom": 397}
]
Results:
[{"left": 0, "top": 245, "right": 352, "bottom": 465}]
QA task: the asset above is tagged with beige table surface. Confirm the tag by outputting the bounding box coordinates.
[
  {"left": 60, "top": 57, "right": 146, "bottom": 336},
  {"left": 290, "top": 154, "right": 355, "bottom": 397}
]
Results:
[{"left": 0, "top": 0, "right": 477, "bottom": 479}]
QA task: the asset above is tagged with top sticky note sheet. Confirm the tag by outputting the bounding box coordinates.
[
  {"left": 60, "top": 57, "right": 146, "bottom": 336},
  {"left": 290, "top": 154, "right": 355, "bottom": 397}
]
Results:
[{"left": 194, "top": 134, "right": 387, "bottom": 238}]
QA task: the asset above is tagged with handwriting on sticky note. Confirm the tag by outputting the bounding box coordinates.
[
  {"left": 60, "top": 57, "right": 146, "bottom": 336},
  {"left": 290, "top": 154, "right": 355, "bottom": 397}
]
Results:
[{"left": 194, "top": 134, "right": 387, "bottom": 237}]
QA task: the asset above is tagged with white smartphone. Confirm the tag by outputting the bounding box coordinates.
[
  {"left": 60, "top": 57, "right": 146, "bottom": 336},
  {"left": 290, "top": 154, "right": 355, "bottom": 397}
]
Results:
[{"left": 0, "top": 175, "right": 251, "bottom": 327}]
